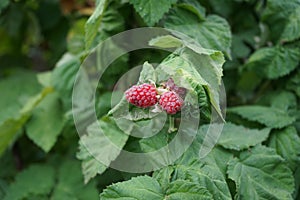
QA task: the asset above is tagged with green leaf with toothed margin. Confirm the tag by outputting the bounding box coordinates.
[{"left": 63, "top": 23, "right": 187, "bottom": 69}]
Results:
[
  {"left": 228, "top": 105, "right": 296, "bottom": 129},
  {"left": 268, "top": 126, "right": 300, "bottom": 171},
  {"left": 217, "top": 122, "right": 271, "bottom": 151},
  {"left": 227, "top": 145, "right": 295, "bottom": 200},
  {"left": 129, "top": 0, "right": 177, "bottom": 26}
]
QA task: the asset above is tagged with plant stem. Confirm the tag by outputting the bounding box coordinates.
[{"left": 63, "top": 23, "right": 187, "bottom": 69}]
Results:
[{"left": 168, "top": 115, "right": 177, "bottom": 133}]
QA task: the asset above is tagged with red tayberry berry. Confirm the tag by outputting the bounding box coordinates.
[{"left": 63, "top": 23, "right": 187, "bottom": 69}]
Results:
[
  {"left": 159, "top": 91, "right": 183, "bottom": 114},
  {"left": 125, "top": 83, "right": 158, "bottom": 108}
]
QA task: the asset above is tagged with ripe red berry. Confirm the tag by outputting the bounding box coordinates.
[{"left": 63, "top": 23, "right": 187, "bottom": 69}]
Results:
[
  {"left": 125, "top": 83, "right": 158, "bottom": 108},
  {"left": 159, "top": 91, "right": 183, "bottom": 114}
]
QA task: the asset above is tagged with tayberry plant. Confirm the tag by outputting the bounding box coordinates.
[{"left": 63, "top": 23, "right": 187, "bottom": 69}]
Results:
[{"left": 0, "top": 0, "right": 300, "bottom": 200}]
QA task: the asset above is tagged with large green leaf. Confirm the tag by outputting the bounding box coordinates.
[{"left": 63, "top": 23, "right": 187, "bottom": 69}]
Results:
[
  {"left": 25, "top": 92, "right": 64, "bottom": 152},
  {"left": 100, "top": 176, "right": 163, "bottom": 199},
  {"left": 152, "top": 166, "right": 175, "bottom": 192},
  {"left": 165, "top": 180, "right": 213, "bottom": 200},
  {"left": 52, "top": 53, "right": 81, "bottom": 110},
  {"left": 228, "top": 105, "right": 296, "bottom": 129},
  {"left": 286, "top": 69, "right": 300, "bottom": 98},
  {"left": 51, "top": 160, "right": 98, "bottom": 200},
  {"left": 227, "top": 145, "right": 295, "bottom": 200},
  {"left": 100, "top": 176, "right": 212, "bottom": 199},
  {"left": 165, "top": 7, "right": 231, "bottom": 57},
  {"left": 85, "top": 0, "right": 108, "bottom": 49},
  {"left": 169, "top": 160, "right": 232, "bottom": 200},
  {"left": 77, "top": 117, "right": 129, "bottom": 183},
  {"left": 268, "top": 126, "right": 300, "bottom": 171},
  {"left": 149, "top": 35, "right": 183, "bottom": 48},
  {"left": 3, "top": 165, "right": 55, "bottom": 200},
  {"left": 76, "top": 139, "right": 107, "bottom": 184},
  {"left": 218, "top": 122, "right": 271, "bottom": 151},
  {"left": 257, "top": 91, "right": 297, "bottom": 112},
  {"left": 129, "top": 0, "right": 177, "bottom": 26},
  {"left": 0, "top": 72, "right": 52, "bottom": 154},
  {"left": 263, "top": 0, "right": 300, "bottom": 42},
  {"left": 0, "top": 71, "right": 42, "bottom": 124},
  {"left": 166, "top": 125, "right": 233, "bottom": 200},
  {"left": 245, "top": 46, "right": 300, "bottom": 79},
  {"left": 281, "top": 7, "right": 300, "bottom": 42}
]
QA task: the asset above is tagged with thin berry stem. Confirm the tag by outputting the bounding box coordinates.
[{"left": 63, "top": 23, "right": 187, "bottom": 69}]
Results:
[{"left": 168, "top": 115, "right": 177, "bottom": 133}]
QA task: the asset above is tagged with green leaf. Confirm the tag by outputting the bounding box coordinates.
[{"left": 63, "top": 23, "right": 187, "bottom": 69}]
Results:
[
  {"left": 246, "top": 46, "right": 300, "bottom": 79},
  {"left": 149, "top": 35, "right": 183, "bottom": 48},
  {"left": 25, "top": 92, "right": 65, "bottom": 153},
  {"left": 107, "top": 95, "right": 128, "bottom": 117},
  {"left": 270, "top": 91, "right": 297, "bottom": 111},
  {"left": 37, "top": 71, "right": 52, "bottom": 87},
  {"left": 100, "top": 126, "right": 232, "bottom": 199},
  {"left": 85, "top": 0, "right": 108, "bottom": 49},
  {"left": 218, "top": 122, "right": 271, "bottom": 151},
  {"left": 286, "top": 69, "right": 300, "bottom": 98},
  {"left": 138, "top": 61, "right": 157, "bottom": 83},
  {"left": 100, "top": 176, "right": 212, "bottom": 199},
  {"left": 157, "top": 45, "right": 225, "bottom": 120},
  {"left": 177, "top": 0, "right": 206, "bottom": 21},
  {"left": 77, "top": 117, "right": 129, "bottom": 183},
  {"left": 169, "top": 126, "right": 232, "bottom": 200},
  {"left": 138, "top": 129, "right": 169, "bottom": 153},
  {"left": 0, "top": 118, "right": 28, "bottom": 156},
  {"left": 0, "top": 86, "right": 53, "bottom": 156},
  {"left": 152, "top": 166, "right": 174, "bottom": 192},
  {"left": 77, "top": 139, "right": 107, "bottom": 184},
  {"left": 52, "top": 53, "right": 81, "bottom": 110},
  {"left": 171, "top": 162, "right": 232, "bottom": 200},
  {"left": 100, "top": 176, "right": 164, "bottom": 199},
  {"left": 129, "top": 0, "right": 177, "bottom": 26},
  {"left": 228, "top": 105, "right": 296, "bottom": 129},
  {"left": 268, "top": 126, "right": 300, "bottom": 171},
  {"left": 67, "top": 18, "right": 86, "bottom": 54},
  {"left": 4, "top": 165, "right": 55, "bottom": 200},
  {"left": 85, "top": 5, "right": 126, "bottom": 48},
  {"left": 227, "top": 145, "right": 295, "bottom": 200},
  {"left": 166, "top": 180, "right": 213, "bottom": 200},
  {"left": 257, "top": 91, "right": 297, "bottom": 112},
  {"left": 165, "top": 7, "right": 232, "bottom": 57},
  {"left": 281, "top": 7, "right": 300, "bottom": 42},
  {"left": 51, "top": 160, "right": 98, "bottom": 200},
  {"left": 95, "top": 92, "right": 113, "bottom": 118},
  {"left": 0, "top": 71, "right": 42, "bottom": 124},
  {"left": 263, "top": 0, "right": 300, "bottom": 42}
]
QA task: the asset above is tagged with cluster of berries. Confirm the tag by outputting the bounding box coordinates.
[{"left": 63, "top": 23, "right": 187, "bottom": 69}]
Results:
[{"left": 125, "top": 82, "right": 183, "bottom": 114}]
